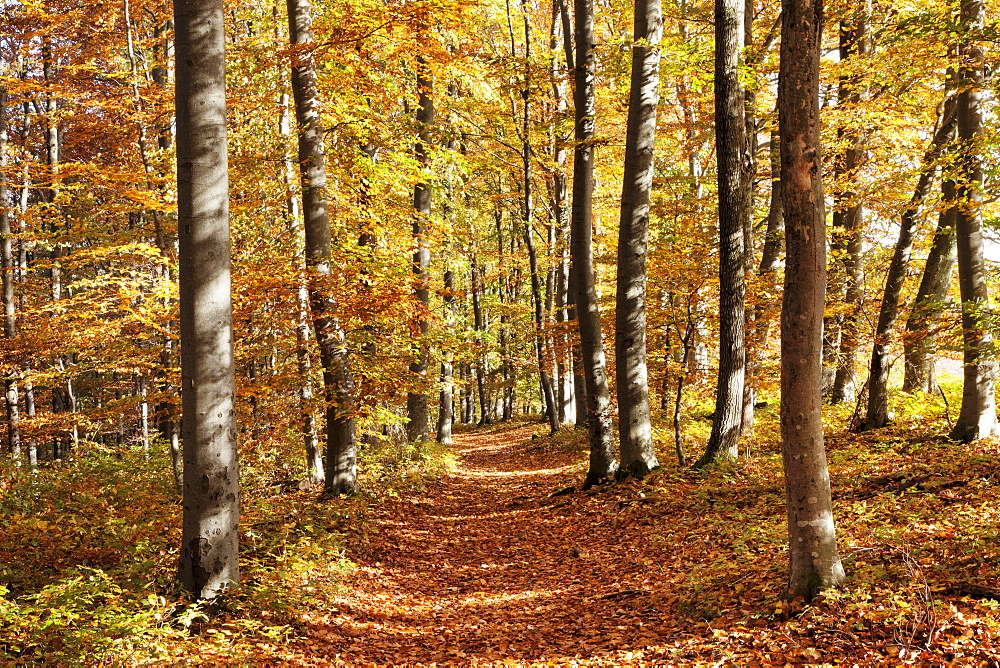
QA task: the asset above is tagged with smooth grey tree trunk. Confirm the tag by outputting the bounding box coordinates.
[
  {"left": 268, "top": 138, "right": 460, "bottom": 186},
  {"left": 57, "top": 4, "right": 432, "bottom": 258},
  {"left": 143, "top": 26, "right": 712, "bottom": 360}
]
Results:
[
  {"left": 407, "top": 57, "right": 433, "bottom": 442},
  {"left": 287, "top": 0, "right": 357, "bottom": 494},
  {"left": 829, "top": 14, "right": 869, "bottom": 405},
  {"left": 470, "top": 256, "right": 491, "bottom": 425},
  {"left": 175, "top": 0, "right": 240, "bottom": 600},
  {"left": 573, "top": 0, "right": 616, "bottom": 487},
  {"left": 949, "top": 0, "right": 996, "bottom": 443},
  {"left": 862, "top": 97, "right": 957, "bottom": 430},
  {"left": 516, "top": 3, "right": 560, "bottom": 434},
  {"left": 614, "top": 0, "right": 661, "bottom": 478},
  {"left": 695, "top": 0, "right": 747, "bottom": 468},
  {"left": 436, "top": 269, "right": 455, "bottom": 444},
  {"left": 903, "top": 177, "right": 957, "bottom": 393},
  {"left": 0, "top": 85, "right": 20, "bottom": 462},
  {"left": 777, "top": 0, "right": 845, "bottom": 602}
]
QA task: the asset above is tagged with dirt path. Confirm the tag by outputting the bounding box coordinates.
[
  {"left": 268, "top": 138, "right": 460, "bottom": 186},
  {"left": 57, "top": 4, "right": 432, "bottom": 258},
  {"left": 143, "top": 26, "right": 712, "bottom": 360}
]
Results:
[{"left": 299, "top": 423, "right": 687, "bottom": 665}]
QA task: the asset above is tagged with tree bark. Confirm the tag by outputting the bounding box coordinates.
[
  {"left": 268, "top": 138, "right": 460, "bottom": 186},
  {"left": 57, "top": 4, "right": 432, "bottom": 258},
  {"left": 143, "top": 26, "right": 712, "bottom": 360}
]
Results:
[
  {"left": 614, "top": 0, "right": 661, "bottom": 478},
  {"left": 778, "top": 0, "right": 845, "bottom": 602},
  {"left": 436, "top": 268, "right": 455, "bottom": 444},
  {"left": 407, "top": 57, "right": 433, "bottom": 442},
  {"left": 573, "top": 0, "right": 616, "bottom": 487},
  {"left": 175, "top": 0, "right": 240, "bottom": 600},
  {"left": 949, "top": 0, "right": 996, "bottom": 443},
  {"left": 862, "top": 97, "right": 957, "bottom": 430},
  {"left": 695, "top": 0, "right": 747, "bottom": 468},
  {"left": 288, "top": 0, "right": 357, "bottom": 494},
  {"left": 1, "top": 85, "right": 20, "bottom": 462}
]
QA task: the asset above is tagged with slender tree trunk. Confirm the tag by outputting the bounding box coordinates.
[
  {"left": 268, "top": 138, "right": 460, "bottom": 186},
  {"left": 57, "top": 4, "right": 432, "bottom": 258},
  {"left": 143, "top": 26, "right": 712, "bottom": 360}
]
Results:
[
  {"left": 287, "top": 0, "right": 357, "bottom": 494},
  {"left": 277, "top": 45, "right": 323, "bottom": 483},
  {"left": 573, "top": 0, "right": 616, "bottom": 487},
  {"left": 829, "top": 13, "right": 869, "bottom": 404},
  {"left": 436, "top": 269, "right": 455, "bottom": 444},
  {"left": 407, "top": 56, "right": 433, "bottom": 442},
  {"left": 863, "top": 97, "right": 957, "bottom": 430},
  {"left": 696, "top": 0, "right": 747, "bottom": 468},
  {"left": 778, "top": 0, "right": 845, "bottom": 601},
  {"left": 615, "top": 0, "right": 661, "bottom": 478},
  {"left": 0, "top": 86, "right": 20, "bottom": 462},
  {"left": 175, "top": 0, "right": 240, "bottom": 600},
  {"left": 471, "top": 256, "right": 491, "bottom": 425},
  {"left": 903, "top": 177, "right": 957, "bottom": 393},
  {"left": 949, "top": 0, "right": 996, "bottom": 443}
]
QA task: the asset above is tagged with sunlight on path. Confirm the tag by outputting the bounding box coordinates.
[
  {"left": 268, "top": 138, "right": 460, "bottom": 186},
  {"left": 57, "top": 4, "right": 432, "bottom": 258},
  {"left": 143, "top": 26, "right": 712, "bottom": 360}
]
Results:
[{"left": 297, "top": 422, "right": 682, "bottom": 666}]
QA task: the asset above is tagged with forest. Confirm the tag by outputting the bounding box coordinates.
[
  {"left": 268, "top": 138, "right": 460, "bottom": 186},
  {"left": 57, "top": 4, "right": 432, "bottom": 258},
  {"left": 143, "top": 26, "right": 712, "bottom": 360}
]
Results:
[{"left": 1, "top": 0, "right": 999, "bottom": 663}]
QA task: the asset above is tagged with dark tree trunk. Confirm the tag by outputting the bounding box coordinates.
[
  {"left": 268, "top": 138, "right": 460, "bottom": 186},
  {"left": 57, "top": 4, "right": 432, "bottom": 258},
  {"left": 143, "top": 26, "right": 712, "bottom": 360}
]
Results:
[
  {"left": 777, "top": 0, "right": 845, "bottom": 602},
  {"left": 862, "top": 97, "right": 957, "bottom": 430},
  {"left": 407, "top": 57, "right": 433, "bottom": 442},
  {"left": 175, "top": 0, "right": 240, "bottom": 600},
  {"left": 573, "top": 0, "right": 616, "bottom": 487},
  {"left": 949, "top": 0, "right": 996, "bottom": 443},
  {"left": 615, "top": 0, "right": 661, "bottom": 478},
  {"left": 903, "top": 177, "right": 958, "bottom": 393},
  {"left": 288, "top": 0, "right": 357, "bottom": 494},
  {"left": 696, "top": 0, "right": 747, "bottom": 468}
]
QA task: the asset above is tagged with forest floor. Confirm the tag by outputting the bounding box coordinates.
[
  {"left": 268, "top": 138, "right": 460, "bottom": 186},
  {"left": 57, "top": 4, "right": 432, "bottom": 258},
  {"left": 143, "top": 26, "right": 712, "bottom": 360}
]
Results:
[
  {"left": 270, "top": 419, "right": 1000, "bottom": 666},
  {"left": 4, "top": 406, "right": 1000, "bottom": 665}
]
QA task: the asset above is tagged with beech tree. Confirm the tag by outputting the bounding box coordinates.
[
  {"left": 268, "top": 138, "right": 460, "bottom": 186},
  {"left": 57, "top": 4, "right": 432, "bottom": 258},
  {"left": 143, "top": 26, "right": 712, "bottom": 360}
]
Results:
[
  {"left": 407, "top": 55, "right": 433, "bottom": 443},
  {"left": 614, "top": 0, "right": 662, "bottom": 478},
  {"left": 695, "top": 0, "right": 748, "bottom": 468},
  {"left": 175, "top": 0, "right": 240, "bottom": 600},
  {"left": 862, "top": 95, "right": 957, "bottom": 430},
  {"left": 287, "top": 0, "right": 357, "bottom": 495},
  {"left": 572, "top": 0, "right": 616, "bottom": 487},
  {"left": 948, "top": 0, "right": 996, "bottom": 443},
  {"left": 777, "top": 0, "right": 845, "bottom": 601}
]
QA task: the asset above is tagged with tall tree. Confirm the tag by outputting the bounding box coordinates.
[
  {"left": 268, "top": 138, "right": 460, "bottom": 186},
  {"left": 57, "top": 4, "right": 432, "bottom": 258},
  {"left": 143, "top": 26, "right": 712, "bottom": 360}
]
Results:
[
  {"left": 694, "top": 0, "right": 748, "bottom": 468},
  {"left": 828, "top": 9, "right": 869, "bottom": 405},
  {"left": 614, "top": 0, "right": 662, "bottom": 478},
  {"left": 407, "top": 55, "right": 433, "bottom": 443},
  {"left": 572, "top": 0, "right": 616, "bottom": 487},
  {"left": 287, "top": 0, "right": 357, "bottom": 494},
  {"left": 777, "top": 0, "right": 845, "bottom": 601},
  {"left": 862, "top": 96, "right": 957, "bottom": 430},
  {"left": 949, "top": 0, "right": 995, "bottom": 443},
  {"left": 1, "top": 85, "right": 20, "bottom": 462},
  {"left": 175, "top": 0, "right": 240, "bottom": 600},
  {"left": 903, "top": 176, "right": 958, "bottom": 393}
]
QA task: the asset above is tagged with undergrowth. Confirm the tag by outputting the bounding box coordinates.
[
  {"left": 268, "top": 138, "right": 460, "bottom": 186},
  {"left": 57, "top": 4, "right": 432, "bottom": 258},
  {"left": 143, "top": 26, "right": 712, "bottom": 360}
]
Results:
[{"left": 1, "top": 382, "right": 998, "bottom": 663}]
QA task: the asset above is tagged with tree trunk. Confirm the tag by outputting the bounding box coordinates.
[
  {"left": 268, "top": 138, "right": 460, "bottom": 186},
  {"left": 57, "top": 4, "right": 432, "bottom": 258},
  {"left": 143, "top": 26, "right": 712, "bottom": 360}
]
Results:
[
  {"left": 903, "top": 177, "right": 958, "bottom": 393},
  {"left": 287, "top": 0, "right": 357, "bottom": 494},
  {"left": 573, "top": 0, "right": 616, "bottom": 487},
  {"left": 862, "top": 96, "right": 957, "bottom": 430},
  {"left": 175, "top": 0, "right": 240, "bottom": 600},
  {"left": 407, "top": 57, "right": 433, "bottom": 442},
  {"left": 777, "top": 0, "right": 845, "bottom": 602},
  {"left": 614, "top": 0, "right": 661, "bottom": 478},
  {"left": 471, "top": 256, "right": 491, "bottom": 425},
  {"left": 829, "top": 13, "right": 869, "bottom": 405},
  {"left": 949, "top": 0, "right": 996, "bottom": 443},
  {"left": 436, "top": 269, "right": 455, "bottom": 444},
  {"left": 0, "top": 85, "right": 20, "bottom": 462},
  {"left": 695, "top": 0, "right": 747, "bottom": 468}
]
